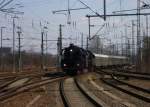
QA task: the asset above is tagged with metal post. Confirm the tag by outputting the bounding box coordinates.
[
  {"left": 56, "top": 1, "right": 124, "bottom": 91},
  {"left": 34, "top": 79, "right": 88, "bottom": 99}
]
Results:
[
  {"left": 0, "top": 27, "right": 6, "bottom": 72},
  {"left": 86, "top": 37, "right": 88, "bottom": 50},
  {"left": 116, "top": 43, "right": 118, "bottom": 55},
  {"left": 146, "top": 15, "right": 149, "bottom": 48},
  {"left": 99, "top": 38, "right": 102, "bottom": 54},
  {"left": 121, "top": 31, "right": 124, "bottom": 56},
  {"left": 137, "top": 0, "right": 141, "bottom": 72},
  {"left": 114, "top": 44, "right": 116, "bottom": 55},
  {"left": 0, "top": 28, "right": 2, "bottom": 72},
  {"left": 57, "top": 24, "right": 63, "bottom": 71},
  {"left": 45, "top": 31, "right": 48, "bottom": 67},
  {"left": 88, "top": 17, "right": 91, "bottom": 39},
  {"left": 41, "top": 31, "right": 44, "bottom": 71},
  {"left": 13, "top": 18, "right": 15, "bottom": 72},
  {"left": 101, "top": 39, "right": 103, "bottom": 54},
  {"left": 96, "top": 36, "right": 99, "bottom": 53},
  {"left": 57, "top": 37, "right": 60, "bottom": 71},
  {"left": 103, "top": 0, "right": 106, "bottom": 21},
  {"left": 126, "top": 39, "right": 128, "bottom": 57},
  {"left": 59, "top": 24, "right": 62, "bottom": 56},
  {"left": 109, "top": 40, "right": 111, "bottom": 55},
  {"left": 111, "top": 44, "right": 113, "bottom": 55},
  {"left": 125, "top": 25, "right": 128, "bottom": 56},
  {"left": 132, "top": 20, "right": 135, "bottom": 64},
  {"left": 128, "top": 39, "right": 130, "bottom": 57},
  {"left": 17, "top": 27, "right": 22, "bottom": 72},
  {"left": 81, "top": 33, "right": 83, "bottom": 48},
  {"left": 12, "top": 16, "right": 18, "bottom": 72}
]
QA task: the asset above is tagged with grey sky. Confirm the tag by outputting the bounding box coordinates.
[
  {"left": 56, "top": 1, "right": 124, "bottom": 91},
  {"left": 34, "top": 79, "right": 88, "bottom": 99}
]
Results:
[{"left": 0, "top": 0, "right": 150, "bottom": 54}]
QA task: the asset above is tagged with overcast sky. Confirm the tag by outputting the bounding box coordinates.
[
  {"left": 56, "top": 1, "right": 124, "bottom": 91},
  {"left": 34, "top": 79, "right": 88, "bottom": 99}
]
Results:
[{"left": 0, "top": 0, "right": 150, "bottom": 54}]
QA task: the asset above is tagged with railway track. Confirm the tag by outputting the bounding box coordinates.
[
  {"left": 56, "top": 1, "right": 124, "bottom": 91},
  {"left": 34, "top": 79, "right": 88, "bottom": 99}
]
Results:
[
  {"left": 101, "top": 78, "right": 150, "bottom": 103},
  {"left": 113, "top": 68, "right": 150, "bottom": 76},
  {"left": 95, "top": 69, "right": 150, "bottom": 104},
  {"left": 85, "top": 76, "right": 137, "bottom": 106},
  {"left": 59, "top": 80, "right": 71, "bottom": 107},
  {"left": 96, "top": 70, "right": 150, "bottom": 101},
  {"left": 114, "top": 79, "right": 150, "bottom": 94},
  {"left": 0, "top": 76, "right": 67, "bottom": 102},
  {"left": 0, "top": 67, "right": 57, "bottom": 77},
  {"left": 74, "top": 79, "right": 103, "bottom": 107},
  {"left": 0, "top": 70, "right": 58, "bottom": 80},
  {"left": 0, "top": 71, "right": 65, "bottom": 81},
  {"left": 0, "top": 77, "right": 32, "bottom": 94},
  {"left": 0, "top": 72, "right": 65, "bottom": 89},
  {"left": 96, "top": 68, "right": 150, "bottom": 80},
  {"left": 0, "top": 76, "right": 16, "bottom": 81},
  {"left": 59, "top": 78, "right": 102, "bottom": 107},
  {"left": 0, "top": 72, "right": 43, "bottom": 82}
]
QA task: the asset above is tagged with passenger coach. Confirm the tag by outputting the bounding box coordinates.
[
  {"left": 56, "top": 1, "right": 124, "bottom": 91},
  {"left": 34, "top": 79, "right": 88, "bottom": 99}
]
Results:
[{"left": 94, "top": 53, "right": 129, "bottom": 67}]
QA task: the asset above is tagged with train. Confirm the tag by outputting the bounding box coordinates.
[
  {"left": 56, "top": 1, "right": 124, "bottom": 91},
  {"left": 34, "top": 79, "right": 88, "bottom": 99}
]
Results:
[
  {"left": 61, "top": 44, "right": 95, "bottom": 75},
  {"left": 61, "top": 44, "right": 129, "bottom": 75},
  {"left": 94, "top": 53, "right": 129, "bottom": 67}
]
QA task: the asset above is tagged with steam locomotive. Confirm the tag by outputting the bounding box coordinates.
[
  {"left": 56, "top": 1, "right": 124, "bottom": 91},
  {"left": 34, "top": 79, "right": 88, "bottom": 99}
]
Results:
[
  {"left": 61, "top": 44, "right": 94, "bottom": 75},
  {"left": 61, "top": 44, "right": 129, "bottom": 75}
]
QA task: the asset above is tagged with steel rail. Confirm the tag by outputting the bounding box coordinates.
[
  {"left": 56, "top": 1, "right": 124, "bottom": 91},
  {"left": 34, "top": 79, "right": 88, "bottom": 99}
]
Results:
[
  {"left": 0, "top": 78, "right": 24, "bottom": 90},
  {"left": 0, "top": 76, "right": 67, "bottom": 101},
  {"left": 0, "top": 77, "right": 32, "bottom": 93},
  {"left": 101, "top": 78, "right": 150, "bottom": 103},
  {"left": 95, "top": 69, "right": 150, "bottom": 80},
  {"left": 113, "top": 68, "right": 150, "bottom": 76},
  {"left": 114, "top": 79, "right": 150, "bottom": 94},
  {"left": 59, "top": 80, "right": 71, "bottom": 107},
  {"left": 74, "top": 78, "right": 102, "bottom": 107}
]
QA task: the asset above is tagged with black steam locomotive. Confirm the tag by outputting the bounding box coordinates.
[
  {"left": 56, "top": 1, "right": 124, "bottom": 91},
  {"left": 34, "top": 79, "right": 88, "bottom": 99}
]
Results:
[{"left": 61, "top": 44, "right": 95, "bottom": 75}]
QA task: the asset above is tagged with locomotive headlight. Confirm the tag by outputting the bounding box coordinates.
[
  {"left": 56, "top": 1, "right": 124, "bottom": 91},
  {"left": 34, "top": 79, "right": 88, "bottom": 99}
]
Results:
[
  {"left": 77, "top": 64, "right": 80, "bottom": 66},
  {"left": 70, "top": 49, "right": 73, "bottom": 52},
  {"left": 64, "top": 64, "right": 67, "bottom": 67}
]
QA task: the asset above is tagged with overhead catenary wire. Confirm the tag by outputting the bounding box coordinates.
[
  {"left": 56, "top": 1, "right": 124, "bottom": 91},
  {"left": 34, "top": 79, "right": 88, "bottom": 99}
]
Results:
[
  {"left": 0, "top": 0, "right": 6, "bottom": 6},
  {"left": 0, "top": 0, "right": 144, "bottom": 55},
  {"left": 0, "top": 0, "right": 14, "bottom": 9},
  {"left": 77, "top": 0, "right": 103, "bottom": 19},
  {"left": 0, "top": 9, "right": 24, "bottom": 14},
  {"left": 90, "top": 24, "right": 105, "bottom": 40}
]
